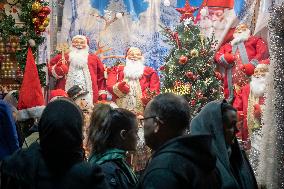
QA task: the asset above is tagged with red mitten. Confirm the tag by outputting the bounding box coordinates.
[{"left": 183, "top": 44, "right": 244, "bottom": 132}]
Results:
[
  {"left": 242, "top": 63, "right": 255, "bottom": 76},
  {"left": 117, "top": 81, "right": 130, "bottom": 94},
  {"left": 141, "top": 96, "right": 151, "bottom": 106},
  {"left": 224, "top": 53, "right": 235, "bottom": 64},
  {"left": 254, "top": 104, "right": 262, "bottom": 119}
]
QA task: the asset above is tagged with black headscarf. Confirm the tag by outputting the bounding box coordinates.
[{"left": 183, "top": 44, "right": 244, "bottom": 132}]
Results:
[
  {"left": 190, "top": 100, "right": 257, "bottom": 189},
  {"left": 38, "top": 98, "right": 84, "bottom": 175}
]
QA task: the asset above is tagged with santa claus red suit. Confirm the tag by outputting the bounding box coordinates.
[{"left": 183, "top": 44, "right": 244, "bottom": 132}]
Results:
[
  {"left": 106, "top": 47, "right": 160, "bottom": 114},
  {"left": 215, "top": 24, "right": 269, "bottom": 103},
  {"left": 233, "top": 60, "right": 269, "bottom": 149},
  {"left": 48, "top": 35, "right": 106, "bottom": 105}
]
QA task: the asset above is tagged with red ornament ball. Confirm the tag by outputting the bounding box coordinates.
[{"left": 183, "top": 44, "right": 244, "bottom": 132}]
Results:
[
  {"left": 185, "top": 71, "right": 194, "bottom": 79},
  {"left": 179, "top": 55, "right": 188, "bottom": 65},
  {"left": 41, "top": 6, "right": 51, "bottom": 15},
  {"left": 38, "top": 12, "right": 47, "bottom": 19}
]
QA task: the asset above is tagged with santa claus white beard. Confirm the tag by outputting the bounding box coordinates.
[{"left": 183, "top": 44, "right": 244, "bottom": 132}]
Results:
[
  {"left": 69, "top": 46, "right": 89, "bottom": 69},
  {"left": 231, "top": 29, "right": 250, "bottom": 46},
  {"left": 124, "top": 58, "right": 145, "bottom": 80},
  {"left": 250, "top": 76, "right": 267, "bottom": 97}
]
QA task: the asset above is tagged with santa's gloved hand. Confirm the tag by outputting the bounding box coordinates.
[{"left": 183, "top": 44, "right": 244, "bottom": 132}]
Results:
[
  {"left": 224, "top": 53, "right": 236, "bottom": 64},
  {"left": 52, "top": 63, "right": 68, "bottom": 78},
  {"left": 253, "top": 104, "right": 262, "bottom": 120},
  {"left": 141, "top": 96, "right": 151, "bottom": 106},
  {"left": 241, "top": 63, "right": 255, "bottom": 76},
  {"left": 117, "top": 81, "right": 130, "bottom": 94}
]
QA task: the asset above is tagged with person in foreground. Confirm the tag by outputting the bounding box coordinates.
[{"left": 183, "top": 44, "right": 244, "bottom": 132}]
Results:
[
  {"left": 88, "top": 104, "right": 139, "bottom": 189},
  {"left": 190, "top": 100, "right": 257, "bottom": 189},
  {"left": 0, "top": 99, "right": 109, "bottom": 189},
  {"left": 137, "top": 93, "right": 219, "bottom": 189}
]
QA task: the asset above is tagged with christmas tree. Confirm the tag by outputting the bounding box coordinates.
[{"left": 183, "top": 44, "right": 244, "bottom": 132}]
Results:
[{"left": 160, "top": 0, "right": 223, "bottom": 117}]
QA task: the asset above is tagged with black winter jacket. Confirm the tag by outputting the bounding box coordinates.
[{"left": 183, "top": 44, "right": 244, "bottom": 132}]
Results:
[{"left": 138, "top": 135, "right": 220, "bottom": 189}]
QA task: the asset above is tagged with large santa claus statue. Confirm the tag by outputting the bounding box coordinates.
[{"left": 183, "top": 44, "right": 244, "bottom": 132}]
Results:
[
  {"left": 233, "top": 59, "right": 269, "bottom": 150},
  {"left": 106, "top": 47, "right": 160, "bottom": 114},
  {"left": 48, "top": 35, "right": 106, "bottom": 106},
  {"left": 215, "top": 23, "right": 269, "bottom": 103}
]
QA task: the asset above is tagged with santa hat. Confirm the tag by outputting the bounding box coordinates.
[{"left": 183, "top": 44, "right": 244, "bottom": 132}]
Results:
[
  {"left": 198, "top": 0, "right": 233, "bottom": 19},
  {"left": 72, "top": 35, "right": 90, "bottom": 46},
  {"left": 203, "top": 0, "right": 234, "bottom": 9},
  {"left": 256, "top": 59, "right": 270, "bottom": 71},
  {"left": 49, "top": 89, "right": 68, "bottom": 102},
  {"left": 17, "top": 47, "right": 45, "bottom": 121}
]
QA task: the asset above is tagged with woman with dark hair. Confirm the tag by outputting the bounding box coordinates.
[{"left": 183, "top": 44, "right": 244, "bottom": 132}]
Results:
[
  {"left": 88, "top": 104, "right": 139, "bottom": 189},
  {"left": 0, "top": 99, "right": 109, "bottom": 189}
]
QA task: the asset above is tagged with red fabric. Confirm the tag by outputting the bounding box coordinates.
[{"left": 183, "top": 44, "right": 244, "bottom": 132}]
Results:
[
  {"left": 18, "top": 48, "right": 45, "bottom": 110},
  {"left": 117, "top": 81, "right": 130, "bottom": 94},
  {"left": 48, "top": 53, "right": 106, "bottom": 103},
  {"left": 215, "top": 36, "right": 269, "bottom": 99},
  {"left": 106, "top": 66, "right": 160, "bottom": 101},
  {"left": 233, "top": 84, "right": 250, "bottom": 142}
]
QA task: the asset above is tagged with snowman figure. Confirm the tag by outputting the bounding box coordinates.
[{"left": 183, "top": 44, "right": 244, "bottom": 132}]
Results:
[{"left": 4, "top": 0, "right": 21, "bottom": 23}]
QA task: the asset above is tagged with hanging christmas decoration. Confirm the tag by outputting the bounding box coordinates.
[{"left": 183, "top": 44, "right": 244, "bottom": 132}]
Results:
[
  {"left": 179, "top": 55, "right": 188, "bottom": 65},
  {"left": 175, "top": 0, "right": 198, "bottom": 22},
  {"left": 31, "top": 0, "right": 51, "bottom": 35}
]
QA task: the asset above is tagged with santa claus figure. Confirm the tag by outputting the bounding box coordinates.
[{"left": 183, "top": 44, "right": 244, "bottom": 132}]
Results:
[
  {"left": 215, "top": 23, "right": 269, "bottom": 103},
  {"left": 106, "top": 47, "right": 160, "bottom": 114},
  {"left": 198, "top": 0, "right": 234, "bottom": 44},
  {"left": 233, "top": 60, "right": 269, "bottom": 150},
  {"left": 48, "top": 35, "right": 106, "bottom": 106}
]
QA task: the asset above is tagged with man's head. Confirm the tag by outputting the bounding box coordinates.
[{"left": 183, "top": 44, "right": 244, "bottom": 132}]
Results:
[
  {"left": 232, "top": 23, "right": 251, "bottom": 45},
  {"left": 250, "top": 63, "right": 269, "bottom": 97},
  {"left": 142, "top": 93, "right": 190, "bottom": 150},
  {"left": 124, "top": 47, "right": 145, "bottom": 79},
  {"left": 221, "top": 102, "right": 238, "bottom": 145}
]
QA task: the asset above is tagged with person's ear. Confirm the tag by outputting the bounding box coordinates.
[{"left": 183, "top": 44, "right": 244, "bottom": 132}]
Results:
[
  {"left": 153, "top": 118, "right": 164, "bottom": 133},
  {"left": 120, "top": 129, "right": 127, "bottom": 140}
]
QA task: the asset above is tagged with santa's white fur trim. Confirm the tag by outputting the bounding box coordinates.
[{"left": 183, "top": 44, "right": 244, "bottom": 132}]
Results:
[
  {"left": 17, "top": 105, "right": 45, "bottom": 121},
  {"left": 200, "top": 7, "right": 207, "bottom": 16},
  {"left": 72, "top": 35, "right": 87, "bottom": 42},
  {"left": 113, "top": 83, "right": 126, "bottom": 98},
  {"left": 51, "top": 65, "right": 63, "bottom": 79}
]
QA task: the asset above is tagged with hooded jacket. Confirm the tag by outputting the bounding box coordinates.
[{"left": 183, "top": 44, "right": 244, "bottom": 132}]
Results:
[
  {"left": 190, "top": 100, "right": 257, "bottom": 189},
  {"left": 138, "top": 135, "right": 219, "bottom": 189},
  {"left": 0, "top": 100, "right": 19, "bottom": 160},
  {"left": 0, "top": 99, "right": 109, "bottom": 189}
]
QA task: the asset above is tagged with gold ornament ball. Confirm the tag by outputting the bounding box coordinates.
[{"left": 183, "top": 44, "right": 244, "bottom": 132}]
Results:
[
  {"left": 42, "top": 20, "right": 49, "bottom": 27},
  {"left": 32, "top": 2, "right": 42, "bottom": 13},
  {"left": 11, "top": 42, "right": 17, "bottom": 48},
  {"left": 0, "top": 48, "right": 5, "bottom": 53},
  {"left": 0, "top": 42, "right": 4, "bottom": 48},
  {"left": 38, "top": 25, "right": 46, "bottom": 32},
  {"left": 190, "top": 49, "right": 199, "bottom": 57}
]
